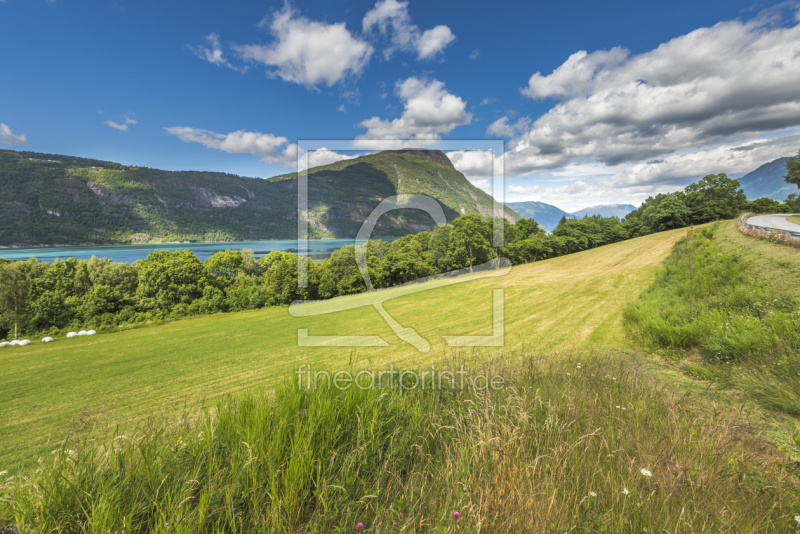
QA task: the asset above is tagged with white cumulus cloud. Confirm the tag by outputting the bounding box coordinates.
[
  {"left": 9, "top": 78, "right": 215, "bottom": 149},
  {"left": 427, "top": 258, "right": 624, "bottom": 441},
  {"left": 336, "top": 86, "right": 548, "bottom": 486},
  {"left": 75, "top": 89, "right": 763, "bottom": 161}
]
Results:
[
  {"left": 362, "top": 0, "right": 455, "bottom": 60},
  {"left": 355, "top": 77, "right": 471, "bottom": 148},
  {"left": 234, "top": 4, "right": 372, "bottom": 88},
  {"left": 164, "top": 126, "right": 356, "bottom": 171},
  {"left": 506, "top": 9, "right": 800, "bottom": 178},
  {"left": 0, "top": 124, "right": 27, "bottom": 146}
]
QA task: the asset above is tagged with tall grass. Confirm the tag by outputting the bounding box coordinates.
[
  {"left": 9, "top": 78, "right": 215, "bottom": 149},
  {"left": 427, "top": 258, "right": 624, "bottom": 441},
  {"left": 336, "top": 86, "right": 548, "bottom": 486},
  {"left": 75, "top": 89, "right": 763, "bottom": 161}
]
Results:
[
  {"left": 739, "top": 223, "right": 800, "bottom": 249},
  {"left": 2, "top": 351, "right": 798, "bottom": 532},
  {"left": 625, "top": 224, "right": 800, "bottom": 415}
]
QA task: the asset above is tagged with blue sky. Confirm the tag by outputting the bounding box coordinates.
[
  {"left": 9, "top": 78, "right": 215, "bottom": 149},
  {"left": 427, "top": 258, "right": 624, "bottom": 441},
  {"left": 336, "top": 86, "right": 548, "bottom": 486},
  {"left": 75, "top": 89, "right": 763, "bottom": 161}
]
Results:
[{"left": 2, "top": 0, "right": 800, "bottom": 210}]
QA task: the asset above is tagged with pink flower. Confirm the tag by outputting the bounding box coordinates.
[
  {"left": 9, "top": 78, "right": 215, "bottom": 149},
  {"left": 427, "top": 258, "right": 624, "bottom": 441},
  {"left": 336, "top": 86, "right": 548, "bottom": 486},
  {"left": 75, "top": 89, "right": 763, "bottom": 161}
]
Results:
[
  {"left": 356, "top": 522, "right": 364, "bottom": 530},
  {"left": 453, "top": 511, "right": 461, "bottom": 519}
]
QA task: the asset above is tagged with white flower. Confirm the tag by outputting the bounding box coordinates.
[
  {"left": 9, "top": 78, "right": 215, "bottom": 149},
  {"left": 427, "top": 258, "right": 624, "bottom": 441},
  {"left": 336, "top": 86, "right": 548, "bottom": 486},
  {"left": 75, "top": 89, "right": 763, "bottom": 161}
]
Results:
[
  {"left": 589, "top": 491, "right": 597, "bottom": 497},
  {"left": 622, "top": 488, "right": 629, "bottom": 495},
  {"left": 640, "top": 468, "right": 652, "bottom": 477},
  {"left": 794, "top": 515, "right": 800, "bottom": 524}
]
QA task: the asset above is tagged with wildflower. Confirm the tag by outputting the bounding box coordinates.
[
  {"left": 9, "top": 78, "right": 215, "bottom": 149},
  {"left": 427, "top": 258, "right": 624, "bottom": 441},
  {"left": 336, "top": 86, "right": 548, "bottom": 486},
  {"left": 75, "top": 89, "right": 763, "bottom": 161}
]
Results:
[
  {"left": 640, "top": 468, "right": 652, "bottom": 477},
  {"left": 453, "top": 511, "right": 461, "bottom": 519},
  {"left": 337, "top": 498, "right": 342, "bottom": 503},
  {"left": 356, "top": 522, "right": 364, "bottom": 530},
  {"left": 708, "top": 428, "right": 713, "bottom": 434},
  {"left": 232, "top": 508, "right": 236, "bottom": 512},
  {"left": 399, "top": 513, "right": 404, "bottom": 518},
  {"left": 176, "top": 519, "right": 181, "bottom": 523},
  {"left": 794, "top": 515, "right": 800, "bottom": 524},
  {"left": 165, "top": 523, "right": 169, "bottom": 527},
  {"left": 589, "top": 491, "right": 597, "bottom": 497},
  {"left": 622, "top": 488, "right": 629, "bottom": 495},
  {"left": 733, "top": 427, "right": 737, "bottom": 431}
]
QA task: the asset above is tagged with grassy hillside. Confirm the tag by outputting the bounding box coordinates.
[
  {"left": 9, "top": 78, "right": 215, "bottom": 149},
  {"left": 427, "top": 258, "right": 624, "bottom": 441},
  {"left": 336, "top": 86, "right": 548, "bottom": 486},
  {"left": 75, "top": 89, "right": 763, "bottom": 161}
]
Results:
[
  {"left": 0, "top": 149, "right": 514, "bottom": 246},
  {"left": 4, "top": 224, "right": 800, "bottom": 533},
  {"left": 0, "top": 227, "right": 684, "bottom": 472}
]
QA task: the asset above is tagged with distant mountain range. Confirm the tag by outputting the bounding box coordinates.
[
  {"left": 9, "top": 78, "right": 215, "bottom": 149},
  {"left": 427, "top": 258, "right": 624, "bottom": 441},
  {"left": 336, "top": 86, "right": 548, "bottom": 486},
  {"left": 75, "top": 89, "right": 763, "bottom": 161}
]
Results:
[
  {"left": 503, "top": 201, "right": 575, "bottom": 231},
  {"left": 0, "top": 149, "right": 517, "bottom": 247},
  {"left": 570, "top": 204, "right": 637, "bottom": 219},
  {"left": 503, "top": 201, "right": 638, "bottom": 230},
  {"left": 737, "top": 157, "right": 796, "bottom": 201}
]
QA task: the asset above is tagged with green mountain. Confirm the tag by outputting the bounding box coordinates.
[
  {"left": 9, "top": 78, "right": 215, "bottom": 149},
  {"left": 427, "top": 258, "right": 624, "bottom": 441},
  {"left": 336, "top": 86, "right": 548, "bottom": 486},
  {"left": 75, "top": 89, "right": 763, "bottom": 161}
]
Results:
[
  {"left": 0, "top": 149, "right": 517, "bottom": 247},
  {"left": 737, "top": 157, "right": 796, "bottom": 201},
  {"left": 570, "top": 204, "right": 636, "bottom": 219},
  {"left": 503, "top": 201, "right": 575, "bottom": 231}
]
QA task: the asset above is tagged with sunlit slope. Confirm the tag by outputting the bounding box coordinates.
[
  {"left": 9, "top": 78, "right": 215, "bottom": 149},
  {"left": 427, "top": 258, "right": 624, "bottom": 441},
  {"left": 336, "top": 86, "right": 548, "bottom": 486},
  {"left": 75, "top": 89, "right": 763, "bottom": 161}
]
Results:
[{"left": 0, "top": 228, "right": 686, "bottom": 470}]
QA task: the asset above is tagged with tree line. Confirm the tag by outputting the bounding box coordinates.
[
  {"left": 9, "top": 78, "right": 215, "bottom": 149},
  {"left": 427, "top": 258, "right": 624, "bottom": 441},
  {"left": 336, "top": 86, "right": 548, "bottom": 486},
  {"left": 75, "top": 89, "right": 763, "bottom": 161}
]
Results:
[{"left": 1, "top": 169, "right": 798, "bottom": 340}]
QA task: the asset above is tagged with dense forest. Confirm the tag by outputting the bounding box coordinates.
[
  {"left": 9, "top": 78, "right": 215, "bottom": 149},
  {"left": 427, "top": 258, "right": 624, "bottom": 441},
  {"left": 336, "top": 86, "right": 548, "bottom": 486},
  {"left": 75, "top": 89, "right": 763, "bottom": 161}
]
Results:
[
  {"left": 1, "top": 170, "right": 798, "bottom": 340},
  {"left": 0, "top": 148, "right": 512, "bottom": 246}
]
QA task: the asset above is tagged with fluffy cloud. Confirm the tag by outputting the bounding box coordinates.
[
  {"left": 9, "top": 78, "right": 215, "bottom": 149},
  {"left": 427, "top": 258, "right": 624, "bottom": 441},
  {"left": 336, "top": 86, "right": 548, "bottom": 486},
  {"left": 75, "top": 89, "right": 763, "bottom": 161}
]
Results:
[
  {"left": 505, "top": 134, "right": 800, "bottom": 211},
  {"left": 104, "top": 114, "right": 137, "bottom": 131},
  {"left": 487, "top": 116, "right": 530, "bottom": 138},
  {"left": 164, "top": 126, "right": 356, "bottom": 170},
  {"left": 188, "top": 34, "right": 247, "bottom": 73},
  {"left": 362, "top": 0, "right": 455, "bottom": 60},
  {"left": 606, "top": 134, "right": 800, "bottom": 190},
  {"left": 355, "top": 77, "right": 471, "bottom": 147},
  {"left": 507, "top": 9, "right": 800, "bottom": 177},
  {"left": 446, "top": 150, "right": 502, "bottom": 194},
  {"left": 0, "top": 124, "right": 27, "bottom": 145},
  {"left": 104, "top": 120, "right": 128, "bottom": 131},
  {"left": 234, "top": 4, "right": 372, "bottom": 88}
]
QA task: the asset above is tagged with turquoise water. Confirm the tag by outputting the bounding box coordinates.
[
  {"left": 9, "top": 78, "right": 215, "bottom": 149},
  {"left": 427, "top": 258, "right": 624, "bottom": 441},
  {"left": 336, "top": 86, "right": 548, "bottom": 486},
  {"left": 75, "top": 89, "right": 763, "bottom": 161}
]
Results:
[{"left": 0, "top": 238, "right": 398, "bottom": 264}]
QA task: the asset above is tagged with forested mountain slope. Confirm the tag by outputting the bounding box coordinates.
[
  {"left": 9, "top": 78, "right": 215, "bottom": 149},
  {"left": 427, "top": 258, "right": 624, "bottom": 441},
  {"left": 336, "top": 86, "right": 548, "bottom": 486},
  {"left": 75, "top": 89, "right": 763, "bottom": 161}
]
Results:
[{"left": 0, "top": 149, "right": 516, "bottom": 246}]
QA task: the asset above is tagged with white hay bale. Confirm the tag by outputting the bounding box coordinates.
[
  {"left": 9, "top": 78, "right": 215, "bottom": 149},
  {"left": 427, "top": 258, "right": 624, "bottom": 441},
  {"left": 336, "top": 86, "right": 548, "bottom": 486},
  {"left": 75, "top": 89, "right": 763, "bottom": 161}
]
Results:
[
  {"left": 87, "top": 330, "right": 96, "bottom": 335},
  {"left": 0, "top": 342, "right": 9, "bottom": 347},
  {"left": 66, "top": 332, "right": 77, "bottom": 338},
  {"left": 42, "top": 337, "right": 54, "bottom": 343},
  {"left": 9, "top": 340, "right": 20, "bottom": 346},
  {"left": 19, "top": 340, "right": 31, "bottom": 346},
  {"left": 77, "top": 330, "right": 87, "bottom": 336}
]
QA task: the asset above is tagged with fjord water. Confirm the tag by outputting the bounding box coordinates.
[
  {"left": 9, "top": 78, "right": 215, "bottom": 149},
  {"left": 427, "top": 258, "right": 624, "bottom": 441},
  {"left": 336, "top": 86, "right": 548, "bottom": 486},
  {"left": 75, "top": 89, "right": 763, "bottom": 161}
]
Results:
[{"left": 0, "top": 238, "right": 397, "bottom": 263}]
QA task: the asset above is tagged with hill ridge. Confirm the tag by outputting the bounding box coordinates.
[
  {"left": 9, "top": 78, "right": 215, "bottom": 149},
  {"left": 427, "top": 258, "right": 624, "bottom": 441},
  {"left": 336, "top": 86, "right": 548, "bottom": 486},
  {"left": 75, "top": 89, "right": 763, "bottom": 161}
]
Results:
[{"left": 0, "top": 148, "right": 516, "bottom": 246}]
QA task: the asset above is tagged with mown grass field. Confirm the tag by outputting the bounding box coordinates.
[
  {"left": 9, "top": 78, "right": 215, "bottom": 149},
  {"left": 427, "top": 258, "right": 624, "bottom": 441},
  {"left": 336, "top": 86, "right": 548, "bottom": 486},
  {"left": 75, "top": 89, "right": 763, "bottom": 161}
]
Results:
[
  {"left": 788, "top": 215, "right": 800, "bottom": 226},
  {"left": 0, "top": 228, "right": 686, "bottom": 472}
]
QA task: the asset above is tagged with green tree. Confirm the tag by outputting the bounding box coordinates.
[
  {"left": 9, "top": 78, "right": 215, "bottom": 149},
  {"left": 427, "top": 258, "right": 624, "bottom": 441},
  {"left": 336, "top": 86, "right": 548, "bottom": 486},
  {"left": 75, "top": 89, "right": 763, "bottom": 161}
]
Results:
[
  {"left": 785, "top": 149, "right": 800, "bottom": 188},
  {"left": 0, "top": 262, "right": 29, "bottom": 339},
  {"left": 744, "top": 197, "right": 789, "bottom": 214},
  {"left": 684, "top": 173, "right": 746, "bottom": 223},
  {"left": 449, "top": 214, "right": 492, "bottom": 271},
  {"left": 204, "top": 250, "right": 244, "bottom": 286},
  {"left": 136, "top": 250, "right": 211, "bottom": 312},
  {"left": 652, "top": 194, "right": 691, "bottom": 230}
]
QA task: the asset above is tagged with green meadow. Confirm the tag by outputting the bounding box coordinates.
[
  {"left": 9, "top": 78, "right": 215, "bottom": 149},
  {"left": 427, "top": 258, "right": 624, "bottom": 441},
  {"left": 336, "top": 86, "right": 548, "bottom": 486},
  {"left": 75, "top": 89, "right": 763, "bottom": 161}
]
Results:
[
  {"left": 0, "top": 227, "right": 683, "bottom": 472},
  {"left": 3, "top": 222, "right": 800, "bottom": 533}
]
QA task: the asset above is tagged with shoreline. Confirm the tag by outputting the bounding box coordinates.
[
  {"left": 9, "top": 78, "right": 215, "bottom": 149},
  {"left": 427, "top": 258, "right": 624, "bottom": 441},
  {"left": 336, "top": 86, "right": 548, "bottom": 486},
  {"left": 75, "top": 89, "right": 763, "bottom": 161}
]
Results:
[{"left": 0, "top": 235, "right": 404, "bottom": 251}]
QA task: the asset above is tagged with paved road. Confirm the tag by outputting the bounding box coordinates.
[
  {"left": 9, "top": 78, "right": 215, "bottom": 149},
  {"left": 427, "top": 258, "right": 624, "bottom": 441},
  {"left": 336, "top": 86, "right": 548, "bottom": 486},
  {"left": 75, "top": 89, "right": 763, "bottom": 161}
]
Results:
[{"left": 747, "top": 213, "right": 800, "bottom": 233}]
